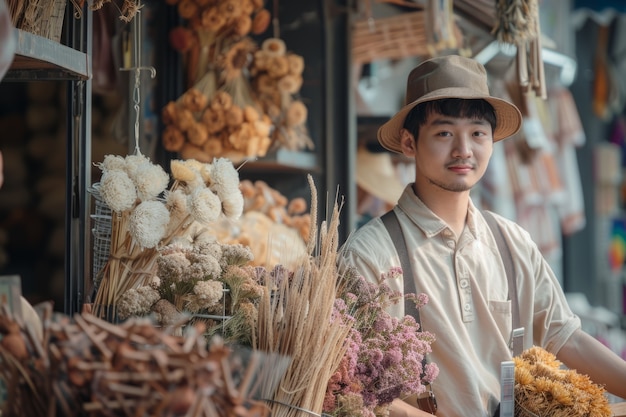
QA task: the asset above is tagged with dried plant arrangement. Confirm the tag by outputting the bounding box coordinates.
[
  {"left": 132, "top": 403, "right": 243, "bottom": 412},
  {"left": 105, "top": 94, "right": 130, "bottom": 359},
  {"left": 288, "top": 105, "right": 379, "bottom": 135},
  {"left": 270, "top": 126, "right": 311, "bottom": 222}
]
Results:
[
  {"left": 0, "top": 302, "right": 289, "bottom": 417},
  {"left": 91, "top": 155, "right": 245, "bottom": 321},
  {"left": 252, "top": 175, "right": 353, "bottom": 417},
  {"left": 514, "top": 346, "right": 612, "bottom": 417},
  {"left": 161, "top": 0, "right": 313, "bottom": 163}
]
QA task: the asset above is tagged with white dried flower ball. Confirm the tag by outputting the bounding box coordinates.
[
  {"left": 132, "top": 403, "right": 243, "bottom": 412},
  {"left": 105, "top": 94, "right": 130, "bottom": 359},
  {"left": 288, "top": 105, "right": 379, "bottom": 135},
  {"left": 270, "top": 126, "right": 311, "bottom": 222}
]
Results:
[
  {"left": 99, "top": 154, "right": 126, "bottom": 171},
  {"left": 134, "top": 162, "right": 170, "bottom": 201},
  {"left": 221, "top": 190, "right": 244, "bottom": 219},
  {"left": 209, "top": 158, "right": 240, "bottom": 199},
  {"left": 124, "top": 153, "right": 151, "bottom": 180},
  {"left": 189, "top": 188, "right": 222, "bottom": 225},
  {"left": 99, "top": 170, "right": 137, "bottom": 212},
  {"left": 129, "top": 200, "right": 170, "bottom": 248}
]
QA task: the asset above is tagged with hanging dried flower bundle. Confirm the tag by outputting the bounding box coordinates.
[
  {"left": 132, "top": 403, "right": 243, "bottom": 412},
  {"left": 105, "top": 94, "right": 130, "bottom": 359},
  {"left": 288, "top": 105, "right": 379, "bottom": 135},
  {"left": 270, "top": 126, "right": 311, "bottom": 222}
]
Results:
[
  {"left": 250, "top": 38, "right": 313, "bottom": 152},
  {"left": 91, "top": 154, "right": 245, "bottom": 320},
  {"left": 163, "top": 0, "right": 313, "bottom": 162},
  {"left": 514, "top": 346, "right": 612, "bottom": 417}
]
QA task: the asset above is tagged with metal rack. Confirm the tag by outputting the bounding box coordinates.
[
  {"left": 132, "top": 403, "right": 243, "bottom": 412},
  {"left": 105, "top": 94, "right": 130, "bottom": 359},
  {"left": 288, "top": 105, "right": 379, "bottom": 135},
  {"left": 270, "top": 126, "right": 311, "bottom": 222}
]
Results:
[{"left": 4, "top": 6, "right": 92, "bottom": 316}]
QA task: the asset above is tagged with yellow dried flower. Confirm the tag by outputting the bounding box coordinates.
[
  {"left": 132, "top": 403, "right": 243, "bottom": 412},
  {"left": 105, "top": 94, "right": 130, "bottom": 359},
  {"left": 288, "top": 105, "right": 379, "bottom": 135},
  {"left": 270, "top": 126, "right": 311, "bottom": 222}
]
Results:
[
  {"left": 170, "top": 159, "right": 196, "bottom": 184},
  {"left": 262, "top": 38, "right": 286, "bottom": 57}
]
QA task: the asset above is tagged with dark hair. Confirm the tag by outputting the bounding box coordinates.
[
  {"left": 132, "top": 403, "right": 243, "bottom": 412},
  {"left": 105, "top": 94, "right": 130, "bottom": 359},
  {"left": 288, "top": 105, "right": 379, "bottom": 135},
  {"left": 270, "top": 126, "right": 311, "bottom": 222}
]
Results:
[{"left": 402, "top": 98, "right": 497, "bottom": 139}]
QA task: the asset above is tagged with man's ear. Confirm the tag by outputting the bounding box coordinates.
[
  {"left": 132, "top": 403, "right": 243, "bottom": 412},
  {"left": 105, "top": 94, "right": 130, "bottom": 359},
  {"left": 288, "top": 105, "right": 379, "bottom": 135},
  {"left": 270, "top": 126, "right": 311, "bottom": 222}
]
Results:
[{"left": 399, "top": 129, "right": 416, "bottom": 156}]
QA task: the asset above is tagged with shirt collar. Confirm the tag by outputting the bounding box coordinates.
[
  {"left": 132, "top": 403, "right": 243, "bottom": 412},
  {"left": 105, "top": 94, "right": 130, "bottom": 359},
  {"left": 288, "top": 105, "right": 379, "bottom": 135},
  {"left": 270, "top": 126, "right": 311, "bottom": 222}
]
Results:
[{"left": 396, "top": 183, "right": 480, "bottom": 240}]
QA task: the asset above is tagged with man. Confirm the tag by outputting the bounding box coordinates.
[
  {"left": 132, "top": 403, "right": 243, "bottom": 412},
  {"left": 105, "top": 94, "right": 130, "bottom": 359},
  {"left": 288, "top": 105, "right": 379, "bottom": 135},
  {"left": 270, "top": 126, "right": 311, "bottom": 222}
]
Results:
[{"left": 338, "top": 55, "right": 626, "bottom": 416}]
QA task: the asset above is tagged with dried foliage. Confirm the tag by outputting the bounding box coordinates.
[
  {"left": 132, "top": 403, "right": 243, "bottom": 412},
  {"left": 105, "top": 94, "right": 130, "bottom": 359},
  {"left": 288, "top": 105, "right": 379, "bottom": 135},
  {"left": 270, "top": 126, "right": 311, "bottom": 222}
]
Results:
[
  {"left": 0, "top": 302, "right": 288, "bottom": 417},
  {"left": 514, "top": 346, "right": 612, "bottom": 417}
]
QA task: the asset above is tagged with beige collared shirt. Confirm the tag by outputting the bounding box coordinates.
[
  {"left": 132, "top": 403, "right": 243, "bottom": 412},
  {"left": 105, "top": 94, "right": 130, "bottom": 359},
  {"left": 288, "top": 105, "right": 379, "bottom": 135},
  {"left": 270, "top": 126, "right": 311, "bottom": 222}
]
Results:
[{"left": 338, "top": 184, "right": 581, "bottom": 417}]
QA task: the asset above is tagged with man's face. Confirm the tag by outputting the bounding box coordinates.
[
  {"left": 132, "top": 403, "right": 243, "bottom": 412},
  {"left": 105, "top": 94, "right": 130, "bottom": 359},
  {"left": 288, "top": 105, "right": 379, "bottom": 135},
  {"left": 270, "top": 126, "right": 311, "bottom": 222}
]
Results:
[{"left": 402, "top": 111, "right": 494, "bottom": 194}]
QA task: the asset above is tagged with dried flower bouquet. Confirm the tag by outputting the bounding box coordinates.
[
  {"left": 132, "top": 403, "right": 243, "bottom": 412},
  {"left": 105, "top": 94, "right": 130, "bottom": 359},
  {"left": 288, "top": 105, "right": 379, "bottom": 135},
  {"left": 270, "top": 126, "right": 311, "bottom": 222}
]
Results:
[
  {"left": 514, "top": 346, "right": 612, "bottom": 417},
  {"left": 92, "top": 154, "right": 245, "bottom": 320}
]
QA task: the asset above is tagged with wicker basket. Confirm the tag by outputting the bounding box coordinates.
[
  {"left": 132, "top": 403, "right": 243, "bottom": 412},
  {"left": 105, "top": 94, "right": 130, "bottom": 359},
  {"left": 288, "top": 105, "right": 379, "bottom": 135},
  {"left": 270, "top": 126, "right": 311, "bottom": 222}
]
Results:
[{"left": 16, "top": 0, "right": 67, "bottom": 43}]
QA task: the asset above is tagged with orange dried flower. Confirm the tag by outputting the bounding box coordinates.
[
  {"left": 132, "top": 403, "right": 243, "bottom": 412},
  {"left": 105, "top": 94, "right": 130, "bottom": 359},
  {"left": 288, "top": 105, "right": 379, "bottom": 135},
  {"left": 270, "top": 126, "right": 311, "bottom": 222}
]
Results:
[
  {"left": 202, "top": 108, "right": 226, "bottom": 134},
  {"left": 218, "top": 0, "right": 242, "bottom": 21},
  {"left": 201, "top": 7, "right": 226, "bottom": 33},
  {"left": 162, "top": 101, "right": 178, "bottom": 125},
  {"left": 252, "top": 9, "right": 271, "bottom": 35},
  {"left": 287, "top": 53, "right": 305, "bottom": 76},
  {"left": 162, "top": 125, "right": 186, "bottom": 152},
  {"left": 225, "top": 106, "right": 244, "bottom": 127},
  {"left": 277, "top": 75, "right": 302, "bottom": 94},
  {"left": 187, "top": 122, "right": 209, "bottom": 146},
  {"left": 233, "top": 15, "right": 252, "bottom": 37},
  {"left": 286, "top": 100, "right": 308, "bottom": 127},
  {"left": 266, "top": 56, "right": 290, "bottom": 79},
  {"left": 177, "top": 0, "right": 197, "bottom": 19},
  {"left": 202, "top": 138, "right": 223, "bottom": 158},
  {"left": 181, "top": 88, "right": 209, "bottom": 113},
  {"left": 243, "top": 105, "right": 260, "bottom": 123},
  {"left": 176, "top": 108, "right": 197, "bottom": 132},
  {"left": 210, "top": 91, "right": 233, "bottom": 111}
]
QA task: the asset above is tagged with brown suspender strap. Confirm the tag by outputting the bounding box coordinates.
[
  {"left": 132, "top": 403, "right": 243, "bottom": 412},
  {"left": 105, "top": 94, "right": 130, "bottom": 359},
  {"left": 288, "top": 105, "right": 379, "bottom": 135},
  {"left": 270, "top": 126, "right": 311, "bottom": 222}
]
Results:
[{"left": 381, "top": 210, "right": 421, "bottom": 322}]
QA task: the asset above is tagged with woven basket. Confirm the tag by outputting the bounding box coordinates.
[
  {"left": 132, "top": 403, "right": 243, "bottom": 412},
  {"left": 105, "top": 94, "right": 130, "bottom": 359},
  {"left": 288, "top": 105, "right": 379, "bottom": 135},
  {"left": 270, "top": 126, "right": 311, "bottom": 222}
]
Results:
[{"left": 18, "top": 0, "right": 67, "bottom": 43}]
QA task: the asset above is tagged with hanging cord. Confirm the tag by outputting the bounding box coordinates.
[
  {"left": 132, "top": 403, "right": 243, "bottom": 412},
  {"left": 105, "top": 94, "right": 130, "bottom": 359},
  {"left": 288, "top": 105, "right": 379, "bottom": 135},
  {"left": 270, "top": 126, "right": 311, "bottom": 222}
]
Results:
[
  {"left": 273, "top": 0, "right": 280, "bottom": 38},
  {"left": 118, "top": 3, "right": 156, "bottom": 156}
]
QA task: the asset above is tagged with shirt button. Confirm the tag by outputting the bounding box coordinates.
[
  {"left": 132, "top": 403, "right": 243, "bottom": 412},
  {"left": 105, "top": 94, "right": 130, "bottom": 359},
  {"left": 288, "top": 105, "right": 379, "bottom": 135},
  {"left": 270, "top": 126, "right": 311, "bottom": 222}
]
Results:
[
  {"left": 464, "top": 303, "right": 471, "bottom": 311},
  {"left": 446, "top": 240, "right": 455, "bottom": 248},
  {"left": 460, "top": 279, "right": 469, "bottom": 288}
]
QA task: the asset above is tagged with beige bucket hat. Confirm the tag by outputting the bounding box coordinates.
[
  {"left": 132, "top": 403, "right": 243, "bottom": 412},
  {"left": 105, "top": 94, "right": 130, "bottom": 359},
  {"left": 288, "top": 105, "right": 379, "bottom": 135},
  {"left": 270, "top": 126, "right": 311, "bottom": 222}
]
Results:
[{"left": 377, "top": 55, "right": 523, "bottom": 153}]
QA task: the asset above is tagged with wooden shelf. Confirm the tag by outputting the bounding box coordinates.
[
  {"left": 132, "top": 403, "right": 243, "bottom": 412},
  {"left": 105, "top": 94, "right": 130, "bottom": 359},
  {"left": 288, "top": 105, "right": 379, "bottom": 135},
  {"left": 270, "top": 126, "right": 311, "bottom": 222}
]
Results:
[
  {"left": 4, "top": 28, "right": 90, "bottom": 81},
  {"left": 240, "top": 149, "right": 320, "bottom": 174}
]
